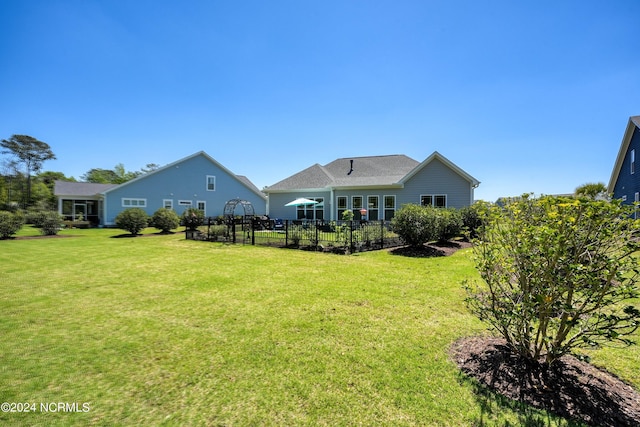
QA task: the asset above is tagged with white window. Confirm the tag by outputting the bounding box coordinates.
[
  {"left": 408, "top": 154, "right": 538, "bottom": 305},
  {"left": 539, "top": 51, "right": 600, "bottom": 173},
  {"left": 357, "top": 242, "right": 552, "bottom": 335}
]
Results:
[
  {"left": 337, "top": 196, "right": 347, "bottom": 219},
  {"left": 197, "top": 201, "right": 206, "bottom": 213},
  {"left": 384, "top": 195, "right": 396, "bottom": 220},
  {"left": 163, "top": 199, "right": 173, "bottom": 209},
  {"left": 206, "top": 175, "right": 216, "bottom": 191},
  {"left": 122, "top": 198, "right": 146, "bottom": 207},
  {"left": 178, "top": 200, "right": 192, "bottom": 206},
  {"left": 351, "top": 196, "right": 364, "bottom": 219},
  {"left": 367, "top": 196, "right": 379, "bottom": 220},
  {"left": 421, "top": 194, "right": 447, "bottom": 208}
]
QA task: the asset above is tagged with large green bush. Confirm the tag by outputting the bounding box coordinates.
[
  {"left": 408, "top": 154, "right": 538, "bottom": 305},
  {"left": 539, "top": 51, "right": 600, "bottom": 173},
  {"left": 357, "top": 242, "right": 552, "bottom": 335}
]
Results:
[
  {"left": 0, "top": 211, "right": 25, "bottom": 239},
  {"left": 465, "top": 195, "right": 640, "bottom": 365},
  {"left": 390, "top": 204, "right": 436, "bottom": 247},
  {"left": 37, "top": 211, "right": 64, "bottom": 235},
  {"left": 151, "top": 208, "right": 180, "bottom": 233},
  {"left": 391, "top": 204, "right": 464, "bottom": 247},
  {"left": 115, "top": 208, "right": 149, "bottom": 235},
  {"left": 437, "top": 208, "right": 463, "bottom": 242}
]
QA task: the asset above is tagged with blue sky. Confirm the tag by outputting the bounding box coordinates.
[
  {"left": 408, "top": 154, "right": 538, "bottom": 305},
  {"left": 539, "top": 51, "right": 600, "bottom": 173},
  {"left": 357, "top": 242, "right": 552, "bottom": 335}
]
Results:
[{"left": 1, "top": 0, "right": 639, "bottom": 202}]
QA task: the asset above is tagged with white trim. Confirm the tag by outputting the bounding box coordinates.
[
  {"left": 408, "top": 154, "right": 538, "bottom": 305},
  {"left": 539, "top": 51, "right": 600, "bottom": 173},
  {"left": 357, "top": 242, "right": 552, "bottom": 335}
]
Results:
[
  {"left": 383, "top": 194, "right": 396, "bottom": 220},
  {"left": 206, "top": 175, "right": 216, "bottom": 191},
  {"left": 400, "top": 151, "right": 480, "bottom": 187},
  {"left": 178, "top": 200, "right": 192, "bottom": 206},
  {"left": 100, "top": 151, "right": 265, "bottom": 200},
  {"left": 420, "top": 194, "right": 447, "bottom": 208},
  {"left": 122, "top": 198, "right": 146, "bottom": 207},
  {"left": 163, "top": 199, "right": 173, "bottom": 209},
  {"left": 197, "top": 200, "right": 206, "bottom": 214},
  {"left": 608, "top": 116, "right": 640, "bottom": 193}
]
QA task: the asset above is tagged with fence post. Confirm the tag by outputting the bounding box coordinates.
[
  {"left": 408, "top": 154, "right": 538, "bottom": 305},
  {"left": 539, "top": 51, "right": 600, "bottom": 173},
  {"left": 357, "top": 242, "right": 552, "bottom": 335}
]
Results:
[
  {"left": 251, "top": 218, "right": 255, "bottom": 245},
  {"left": 285, "top": 220, "right": 289, "bottom": 247},
  {"left": 349, "top": 220, "right": 353, "bottom": 252},
  {"left": 232, "top": 219, "right": 236, "bottom": 243}
]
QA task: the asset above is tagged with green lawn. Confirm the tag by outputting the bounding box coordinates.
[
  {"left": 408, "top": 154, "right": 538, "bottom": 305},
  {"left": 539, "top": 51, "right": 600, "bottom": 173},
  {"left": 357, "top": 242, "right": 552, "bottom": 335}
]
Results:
[{"left": 1, "top": 228, "right": 637, "bottom": 426}]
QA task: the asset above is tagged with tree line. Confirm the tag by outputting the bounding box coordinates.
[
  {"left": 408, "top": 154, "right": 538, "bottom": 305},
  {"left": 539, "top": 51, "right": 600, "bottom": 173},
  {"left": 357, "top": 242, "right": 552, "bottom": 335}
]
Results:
[{"left": 1, "top": 134, "right": 158, "bottom": 210}]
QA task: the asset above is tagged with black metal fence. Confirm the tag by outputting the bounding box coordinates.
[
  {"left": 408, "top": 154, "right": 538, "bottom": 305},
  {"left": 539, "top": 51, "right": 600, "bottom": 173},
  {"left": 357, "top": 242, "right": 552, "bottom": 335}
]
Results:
[{"left": 186, "top": 218, "right": 403, "bottom": 253}]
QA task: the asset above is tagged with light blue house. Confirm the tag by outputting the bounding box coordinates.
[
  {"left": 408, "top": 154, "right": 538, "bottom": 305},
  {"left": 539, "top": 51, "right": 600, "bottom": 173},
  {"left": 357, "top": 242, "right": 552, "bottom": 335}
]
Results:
[
  {"left": 263, "top": 151, "right": 479, "bottom": 221},
  {"left": 55, "top": 151, "right": 266, "bottom": 226}
]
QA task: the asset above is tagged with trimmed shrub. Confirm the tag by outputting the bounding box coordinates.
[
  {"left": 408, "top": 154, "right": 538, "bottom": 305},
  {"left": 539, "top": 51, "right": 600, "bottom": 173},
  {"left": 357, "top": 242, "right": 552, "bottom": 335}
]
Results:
[
  {"left": 181, "top": 208, "right": 205, "bottom": 230},
  {"left": 0, "top": 211, "right": 25, "bottom": 239},
  {"left": 391, "top": 204, "right": 439, "bottom": 247},
  {"left": 38, "top": 211, "right": 64, "bottom": 235},
  {"left": 437, "top": 208, "right": 463, "bottom": 242},
  {"left": 151, "top": 208, "right": 180, "bottom": 233},
  {"left": 25, "top": 210, "right": 47, "bottom": 226},
  {"left": 115, "top": 208, "right": 149, "bottom": 235}
]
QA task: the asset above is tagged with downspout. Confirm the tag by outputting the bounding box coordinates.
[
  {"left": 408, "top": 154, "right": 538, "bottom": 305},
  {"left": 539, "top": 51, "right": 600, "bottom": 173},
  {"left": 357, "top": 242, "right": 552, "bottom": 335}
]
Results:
[{"left": 470, "top": 182, "right": 480, "bottom": 205}]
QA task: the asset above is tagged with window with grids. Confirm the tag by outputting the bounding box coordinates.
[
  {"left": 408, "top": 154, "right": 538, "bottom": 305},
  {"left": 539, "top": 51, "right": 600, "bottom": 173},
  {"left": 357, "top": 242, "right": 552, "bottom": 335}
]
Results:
[
  {"left": 122, "top": 198, "right": 146, "bottom": 207},
  {"left": 367, "top": 196, "right": 379, "bottom": 220},
  {"left": 206, "top": 175, "right": 216, "bottom": 191},
  {"left": 421, "top": 194, "right": 447, "bottom": 208},
  {"left": 337, "top": 196, "right": 347, "bottom": 219},
  {"left": 384, "top": 195, "right": 395, "bottom": 220}
]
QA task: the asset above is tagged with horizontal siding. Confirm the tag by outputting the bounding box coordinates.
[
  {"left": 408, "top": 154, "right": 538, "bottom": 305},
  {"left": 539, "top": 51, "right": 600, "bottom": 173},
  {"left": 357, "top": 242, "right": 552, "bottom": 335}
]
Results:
[
  {"left": 268, "top": 191, "right": 331, "bottom": 219},
  {"left": 104, "top": 154, "right": 266, "bottom": 225},
  {"left": 265, "top": 157, "right": 476, "bottom": 220},
  {"left": 401, "top": 158, "right": 473, "bottom": 208},
  {"left": 613, "top": 127, "right": 640, "bottom": 205}
]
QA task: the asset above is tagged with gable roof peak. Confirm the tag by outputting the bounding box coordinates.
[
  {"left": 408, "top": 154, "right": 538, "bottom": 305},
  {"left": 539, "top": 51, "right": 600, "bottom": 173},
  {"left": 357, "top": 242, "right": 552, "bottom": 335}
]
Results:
[{"left": 608, "top": 115, "right": 640, "bottom": 193}]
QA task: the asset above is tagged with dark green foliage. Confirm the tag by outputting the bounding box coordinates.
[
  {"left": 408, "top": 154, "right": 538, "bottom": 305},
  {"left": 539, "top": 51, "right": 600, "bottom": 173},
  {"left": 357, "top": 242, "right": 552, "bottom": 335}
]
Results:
[
  {"left": 181, "top": 208, "right": 204, "bottom": 230},
  {"left": 115, "top": 208, "right": 149, "bottom": 235},
  {"left": 151, "top": 208, "right": 180, "bottom": 233},
  {"left": 460, "top": 203, "right": 484, "bottom": 239},
  {"left": 1, "top": 135, "right": 56, "bottom": 208},
  {"left": 575, "top": 182, "right": 608, "bottom": 200},
  {"left": 25, "top": 210, "right": 48, "bottom": 226},
  {"left": 437, "top": 208, "right": 463, "bottom": 242},
  {"left": 465, "top": 195, "right": 640, "bottom": 365},
  {"left": 37, "top": 211, "right": 64, "bottom": 235},
  {"left": 391, "top": 204, "right": 464, "bottom": 247},
  {"left": 81, "top": 163, "right": 141, "bottom": 184},
  {"left": 391, "top": 204, "right": 436, "bottom": 247},
  {"left": 0, "top": 210, "right": 25, "bottom": 239}
]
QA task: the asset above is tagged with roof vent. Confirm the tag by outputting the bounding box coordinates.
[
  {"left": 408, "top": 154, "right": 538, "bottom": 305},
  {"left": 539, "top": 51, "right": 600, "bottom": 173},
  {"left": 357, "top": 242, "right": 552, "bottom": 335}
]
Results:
[{"left": 348, "top": 159, "right": 354, "bottom": 175}]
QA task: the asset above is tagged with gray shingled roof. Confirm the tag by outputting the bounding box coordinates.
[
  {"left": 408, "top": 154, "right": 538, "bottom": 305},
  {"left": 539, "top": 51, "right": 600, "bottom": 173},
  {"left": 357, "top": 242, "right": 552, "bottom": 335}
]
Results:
[
  {"left": 265, "top": 155, "right": 419, "bottom": 191},
  {"left": 54, "top": 181, "right": 118, "bottom": 196}
]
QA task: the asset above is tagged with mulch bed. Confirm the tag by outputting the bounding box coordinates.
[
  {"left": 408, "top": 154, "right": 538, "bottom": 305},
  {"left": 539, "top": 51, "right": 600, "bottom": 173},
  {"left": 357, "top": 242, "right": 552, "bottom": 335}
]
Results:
[
  {"left": 450, "top": 336, "right": 640, "bottom": 426},
  {"left": 389, "top": 240, "right": 473, "bottom": 257}
]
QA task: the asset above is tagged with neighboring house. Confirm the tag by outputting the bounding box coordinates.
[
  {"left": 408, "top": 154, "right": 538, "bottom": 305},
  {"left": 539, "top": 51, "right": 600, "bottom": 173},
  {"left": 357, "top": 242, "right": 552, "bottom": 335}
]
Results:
[
  {"left": 608, "top": 115, "right": 640, "bottom": 204},
  {"left": 54, "top": 181, "right": 118, "bottom": 225},
  {"left": 55, "top": 151, "right": 266, "bottom": 226},
  {"left": 264, "top": 151, "right": 479, "bottom": 221}
]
